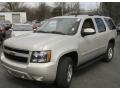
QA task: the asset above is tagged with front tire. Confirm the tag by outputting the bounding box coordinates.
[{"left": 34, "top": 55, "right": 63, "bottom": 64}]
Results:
[
  {"left": 55, "top": 57, "right": 73, "bottom": 88},
  {"left": 104, "top": 43, "right": 114, "bottom": 62}
]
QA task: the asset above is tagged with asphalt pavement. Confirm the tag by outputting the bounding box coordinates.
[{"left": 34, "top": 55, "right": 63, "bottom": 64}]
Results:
[{"left": 0, "top": 35, "right": 120, "bottom": 88}]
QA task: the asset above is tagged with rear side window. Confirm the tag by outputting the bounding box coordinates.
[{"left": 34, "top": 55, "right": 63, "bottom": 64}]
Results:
[
  {"left": 95, "top": 18, "right": 106, "bottom": 32},
  {"left": 104, "top": 18, "right": 116, "bottom": 30}
]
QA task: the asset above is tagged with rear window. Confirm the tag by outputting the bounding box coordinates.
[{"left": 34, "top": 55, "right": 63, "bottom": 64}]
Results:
[{"left": 104, "top": 18, "right": 116, "bottom": 30}]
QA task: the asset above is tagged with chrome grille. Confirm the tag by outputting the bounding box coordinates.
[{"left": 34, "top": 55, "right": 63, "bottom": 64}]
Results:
[
  {"left": 4, "top": 46, "right": 29, "bottom": 54},
  {"left": 3, "top": 45, "right": 29, "bottom": 63}
]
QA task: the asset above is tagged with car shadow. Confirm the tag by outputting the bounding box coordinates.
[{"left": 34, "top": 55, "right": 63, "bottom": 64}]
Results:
[
  {"left": 4, "top": 73, "right": 56, "bottom": 88},
  {"left": 73, "top": 60, "right": 104, "bottom": 77}
]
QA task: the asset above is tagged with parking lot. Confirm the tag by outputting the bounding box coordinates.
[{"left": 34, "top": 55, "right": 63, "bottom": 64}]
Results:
[{"left": 0, "top": 35, "right": 119, "bottom": 88}]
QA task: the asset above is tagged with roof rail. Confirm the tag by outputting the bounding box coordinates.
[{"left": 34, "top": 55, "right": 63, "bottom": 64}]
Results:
[
  {"left": 74, "top": 15, "right": 89, "bottom": 17},
  {"left": 88, "top": 14, "right": 102, "bottom": 16}
]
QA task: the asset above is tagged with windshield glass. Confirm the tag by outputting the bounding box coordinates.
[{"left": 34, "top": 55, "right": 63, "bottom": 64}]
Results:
[
  {"left": 36, "top": 18, "right": 81, "bottom": 35},
  {"left": 13, "top": 24, "right": 32, "bottom": 31}
]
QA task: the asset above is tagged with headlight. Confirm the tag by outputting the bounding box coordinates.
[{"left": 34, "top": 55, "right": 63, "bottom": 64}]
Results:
[{"left": 31, "top": 51, "right": 51, "bottom": 63}]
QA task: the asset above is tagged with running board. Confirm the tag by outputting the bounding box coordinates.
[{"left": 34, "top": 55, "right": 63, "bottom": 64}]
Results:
[{"left": 75, "top": 54, "right": 105, "bottom": 71}]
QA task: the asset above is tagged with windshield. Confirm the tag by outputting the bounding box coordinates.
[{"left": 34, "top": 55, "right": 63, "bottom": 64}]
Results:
[
  {"left": 36, "top": 18, "right": 81, "bottom": 35},
  {"left": 13, "top": 24, "right": 32, "bottom": 31}
]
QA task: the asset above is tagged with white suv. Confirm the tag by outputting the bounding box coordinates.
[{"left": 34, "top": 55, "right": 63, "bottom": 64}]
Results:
[{"left": 1, "top": 15, "right": 117, "bottom": 87}]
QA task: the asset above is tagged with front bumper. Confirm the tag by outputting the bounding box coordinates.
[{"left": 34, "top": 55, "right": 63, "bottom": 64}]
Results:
[{"left": 1, "top": 53, "right": 57, "bottom": 82}]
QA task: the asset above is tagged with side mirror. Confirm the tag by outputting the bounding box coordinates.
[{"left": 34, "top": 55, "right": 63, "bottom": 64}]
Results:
[
  {"left": 82, "top": 28, "right": 96, "bottom": 36},
  {"left": 116, "top": 26, "right": 120, "bottom": 31}
]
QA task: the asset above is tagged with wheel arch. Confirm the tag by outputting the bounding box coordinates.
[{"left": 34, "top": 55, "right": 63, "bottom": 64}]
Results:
[
  {"left": 57, "top": 50, "right": 79, "bottom": 68},
  {"left": 108, "top": 38, "right": 115, "bottom": 47}
]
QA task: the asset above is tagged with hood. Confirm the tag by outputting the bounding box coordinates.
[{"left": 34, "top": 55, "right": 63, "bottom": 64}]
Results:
[
  {"left": 4, "top": 33, "right": 70, "bottom": 51},
  {"left": 12, "top": 31, "right": 32, "bottom": 36}
]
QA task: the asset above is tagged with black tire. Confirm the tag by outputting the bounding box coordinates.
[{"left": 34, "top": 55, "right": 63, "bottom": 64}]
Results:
[
  {"left": 55, "top": 57, "right": 73, "bottom": 88},
  {"left": 104, "top": 43, "right": 114, "bottom": 62}
]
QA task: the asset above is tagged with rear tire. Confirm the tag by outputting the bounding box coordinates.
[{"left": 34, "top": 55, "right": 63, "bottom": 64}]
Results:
[
  {"left": 55, "top": 57, "right": 73, "bottom": 88},
  {"left": 104, "top": 43, "right": 114, "bottom": 62}
]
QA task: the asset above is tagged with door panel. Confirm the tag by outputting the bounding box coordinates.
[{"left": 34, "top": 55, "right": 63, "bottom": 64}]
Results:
[
  {"left": 79, "top": 34, "right": 100, "bottom": 64},
  {"left": 94, "top": 18, "right": 108, "bottom": 54},
  {"left": 78, "top": 18, "right": 100, "bottom": 64}
]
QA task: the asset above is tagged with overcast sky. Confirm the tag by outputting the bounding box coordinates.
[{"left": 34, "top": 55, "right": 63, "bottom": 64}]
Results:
[
  {"left": 26, "top": 2, "right": 99, "bottom": 10},
  {"left": 80, "top": 2, "right": 99, "bottom": 10}
]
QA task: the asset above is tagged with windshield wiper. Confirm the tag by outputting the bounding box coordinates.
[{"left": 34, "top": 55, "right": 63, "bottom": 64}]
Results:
[
  {"left": 35, "top": 30, "right": 48, "bottom": 33},
  {"left": 36, "top": 30, "right": 66, "bottom": 35},
  {"left": 47, "top": 31, "right": 66, "bottom": 35}
]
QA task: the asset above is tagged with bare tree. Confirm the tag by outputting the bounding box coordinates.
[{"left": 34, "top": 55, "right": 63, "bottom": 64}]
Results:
[
  {"left": 52, "top": 2, "right": 80, "bottom": 16},
  {"left": 0, "top": 2, "right": 81, "bottom": 21},
  {"left": 100, "top": 2, "right": 120, "bottom": 24},
  {"left": 0, "top": 2, "right": 24, "bottom": 11},
  {"left": 35, "top": 2, "right": 52, "bottom": 21},
  {"left": 54, "top": 2, "right": 66, "bottom": 15},
  {"left": 0, "top": 2, "right": 52, "bottom": 21}
]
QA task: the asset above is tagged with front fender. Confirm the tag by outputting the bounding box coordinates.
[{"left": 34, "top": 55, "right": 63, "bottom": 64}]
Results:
[{"left": 53, "top": 48, "right": 78, "bottom": 64}]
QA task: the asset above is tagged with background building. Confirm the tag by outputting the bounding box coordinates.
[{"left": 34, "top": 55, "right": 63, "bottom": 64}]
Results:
[{"left": 0, "top": 12, "right": 27, "bottom": 23}]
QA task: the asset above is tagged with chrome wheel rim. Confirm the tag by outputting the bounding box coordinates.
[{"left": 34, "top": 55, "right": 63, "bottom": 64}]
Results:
[
  {"left": 67, "top": 64, "right": 73, "bottom": 83},
  {"left": 108, "top": 48, "right": 113, "bottom": 59}
]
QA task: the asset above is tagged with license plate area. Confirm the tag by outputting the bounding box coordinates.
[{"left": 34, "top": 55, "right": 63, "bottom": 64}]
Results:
[{"left": 7, "top": 69, "right": 25, "bottom": 78}]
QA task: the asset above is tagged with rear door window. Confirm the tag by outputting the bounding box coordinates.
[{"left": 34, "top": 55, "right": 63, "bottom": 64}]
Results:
[{"left": 95, "top": 18, "right": 106, "bottom": 32}]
